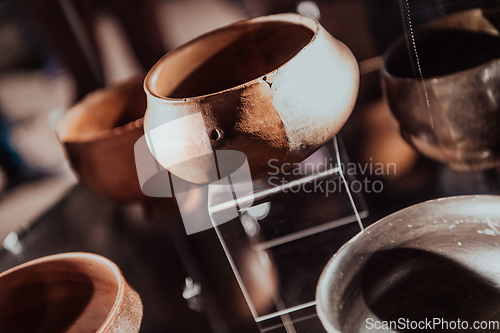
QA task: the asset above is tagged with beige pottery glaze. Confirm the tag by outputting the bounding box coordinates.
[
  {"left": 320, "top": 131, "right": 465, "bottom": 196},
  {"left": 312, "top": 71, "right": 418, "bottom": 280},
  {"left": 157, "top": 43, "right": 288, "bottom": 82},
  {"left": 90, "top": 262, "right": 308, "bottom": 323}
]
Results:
[
  {"left": 144, "top": 13, "right": 359, "bottom": 184},
  {"left": 0, "top": 252, "right": 142, "bottom": 333}
]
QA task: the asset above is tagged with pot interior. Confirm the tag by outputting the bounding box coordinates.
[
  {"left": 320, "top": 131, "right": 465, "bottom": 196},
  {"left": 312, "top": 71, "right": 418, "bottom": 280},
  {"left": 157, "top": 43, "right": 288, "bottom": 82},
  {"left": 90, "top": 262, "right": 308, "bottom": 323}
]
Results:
[
  {"left": 0, "top": 257, "right": 120, "bottom": 333},
  {"left": 359, "top": 248, "right": 500, "bottom": 331},
  {"left": 331, "top": 247, "right": 500, "bottom": 333},
  {"left": 385, "top": 29, "right": 500, "bottom": 79},
  {"left": 149, "top": 20, "right": 315, "bottom": 99}
]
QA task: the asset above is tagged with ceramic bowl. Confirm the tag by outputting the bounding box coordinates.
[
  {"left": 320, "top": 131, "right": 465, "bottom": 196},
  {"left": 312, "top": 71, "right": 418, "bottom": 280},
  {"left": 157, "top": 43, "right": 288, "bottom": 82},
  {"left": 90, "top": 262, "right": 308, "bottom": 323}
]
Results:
[
  {"left": 382, "top": 9, "right": 500, "bottom": 171},
  {"left": 316, "top": 195, "right": 500, "bottom": 332},
  {"left": 0, "top": 252, "right": 142, "bottom": 332},
  {"left": 57, "top": 76, "right": 148, "bottom": 202},
  {"left": 144, "top": 13, "right": 359, "bottom": 184}
]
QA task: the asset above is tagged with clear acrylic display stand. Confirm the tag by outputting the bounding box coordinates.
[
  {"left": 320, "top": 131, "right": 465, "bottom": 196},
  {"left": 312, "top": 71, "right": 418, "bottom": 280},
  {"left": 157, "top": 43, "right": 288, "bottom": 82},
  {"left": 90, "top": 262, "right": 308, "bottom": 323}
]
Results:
[{"left": 208, "top": 136, "right": 368, "bottom": 333}]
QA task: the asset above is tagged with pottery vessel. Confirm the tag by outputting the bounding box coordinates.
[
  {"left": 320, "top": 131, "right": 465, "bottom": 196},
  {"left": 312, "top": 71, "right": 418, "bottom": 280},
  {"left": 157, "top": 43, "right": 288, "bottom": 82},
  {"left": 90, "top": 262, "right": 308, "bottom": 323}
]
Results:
[
  {"left": 57, "top": 77, "right": 148, "bottom": 202},
  {"left": 0, "top": 252, "right": 142, "bottom": 332},
  {"left": 144, "top": 13, "right": 359, "bottom": 184},
  {"left": 316, "top": 195, "right": 500, "bottom": 333},
  {"left": 382, "top": 9, "right": 500, "bottom": 171}
]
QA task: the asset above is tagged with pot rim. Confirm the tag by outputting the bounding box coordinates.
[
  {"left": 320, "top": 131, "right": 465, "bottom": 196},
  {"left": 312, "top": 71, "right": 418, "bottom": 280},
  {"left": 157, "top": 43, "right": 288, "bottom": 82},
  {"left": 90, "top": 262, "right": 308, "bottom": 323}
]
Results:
[
  {"left": 58, "top": 118, "right": 143, "bottom": 144},
  {"left": 381, "top": 27, "right": 500, "bottom": 83},
  {"left": 144, "top": 13, "right": 320, "bottom": 103},
  {"left": 0, "top": 252, "right": 127, "bottom": 333}
]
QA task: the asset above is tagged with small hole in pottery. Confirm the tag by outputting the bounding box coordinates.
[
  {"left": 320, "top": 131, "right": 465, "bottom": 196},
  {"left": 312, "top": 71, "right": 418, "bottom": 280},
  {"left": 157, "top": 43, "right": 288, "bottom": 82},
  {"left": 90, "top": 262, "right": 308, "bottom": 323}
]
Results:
[{"left": 210, "top": 129, "right": 221, "bottom": 140}]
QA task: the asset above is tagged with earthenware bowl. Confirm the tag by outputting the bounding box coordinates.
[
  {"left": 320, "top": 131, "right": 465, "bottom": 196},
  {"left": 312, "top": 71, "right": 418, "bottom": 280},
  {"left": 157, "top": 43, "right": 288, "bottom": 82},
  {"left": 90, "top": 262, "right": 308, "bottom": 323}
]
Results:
[
  {"left": 382, "top": 9, "right": 500, "bottom": 171},
  {"left": 316, "top": 195, "right": 500, "bottom": 333},
  {"left": 0, "top": 252, "right": 142, "bottom": 332},
  {"left": 144, "top": 13, "right": 359, "bottom": 184},
  {"left": 57, "top": 77, "right": 148, "bottom": 202}
]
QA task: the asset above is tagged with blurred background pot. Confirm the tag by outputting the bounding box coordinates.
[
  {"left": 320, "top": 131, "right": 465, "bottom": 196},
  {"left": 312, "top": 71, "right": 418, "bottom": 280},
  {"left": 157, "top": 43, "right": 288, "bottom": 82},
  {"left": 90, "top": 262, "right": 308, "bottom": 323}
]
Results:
[
  {"left": 316, "top": 195, "right": 500, "bottom": 333},
  {"left": 382, "top": 9, "right": 500, "bottom": 171},
  {"left": 0, "top": 252, "right": 142, "bottom": 332},
  {"left": 144, "top": 13, "right": 359, "bottom": 184},
  {"left": 56, "top": 76, "right": 148, "bottom": 202}
]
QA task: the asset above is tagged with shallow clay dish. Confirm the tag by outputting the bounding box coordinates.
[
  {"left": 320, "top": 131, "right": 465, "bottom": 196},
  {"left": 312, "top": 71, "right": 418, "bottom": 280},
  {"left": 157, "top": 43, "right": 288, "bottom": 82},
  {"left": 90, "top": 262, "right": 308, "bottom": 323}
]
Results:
[
  {"left": 144, "top": 13, "right": 359, "bottom": 184},
  {"left": 317, "top": 195, "right": 500, "bottom": 333},
  {"left": 0, "top": 252, "right": 142, "bottom": 332},
  {"left": 57, "top": 76, "right": 147, "bottom": 202}
]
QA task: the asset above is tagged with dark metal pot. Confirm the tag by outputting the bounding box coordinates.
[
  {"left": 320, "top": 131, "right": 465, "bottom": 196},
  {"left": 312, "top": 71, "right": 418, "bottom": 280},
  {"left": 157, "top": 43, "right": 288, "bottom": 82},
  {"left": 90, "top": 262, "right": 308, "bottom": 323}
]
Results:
[{"left": 382, "top": 9, "right": 500, "bottom": 171}]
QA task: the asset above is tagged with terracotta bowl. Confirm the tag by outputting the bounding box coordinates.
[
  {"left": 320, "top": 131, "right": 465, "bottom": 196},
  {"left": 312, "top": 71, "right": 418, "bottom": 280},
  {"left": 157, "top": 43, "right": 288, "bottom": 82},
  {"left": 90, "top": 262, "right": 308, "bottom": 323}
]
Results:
[
  {"left": 144, "top": 13, "right": 359, "bottom": 184},
  {"left": 316, "top": 195, "right": 500, "bottom": 333},
  {"left": 57, "top": 76, "right": 148, "bottom": 202},
  {"left": 0, "top": 252, "right": 142, "bottom": 332}
]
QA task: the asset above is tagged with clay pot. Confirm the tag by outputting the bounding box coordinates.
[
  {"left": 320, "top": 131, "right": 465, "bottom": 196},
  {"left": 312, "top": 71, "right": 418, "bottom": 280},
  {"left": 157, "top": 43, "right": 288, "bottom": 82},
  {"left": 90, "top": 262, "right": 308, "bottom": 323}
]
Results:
[
  {"left": 57, "top": 76, "right": 148, "bottom": 202},
  {"left": 316, "top": 195, "right": 500, "bottom": 333},
  {"left": 0, "top": 252, "right": 142, "bottom": 332},
  {"left": 382, "top": 9, "right": 500, "bottom": 171},
  {"left": 144, "top": 13, "right": 359, "bottom": 184}
]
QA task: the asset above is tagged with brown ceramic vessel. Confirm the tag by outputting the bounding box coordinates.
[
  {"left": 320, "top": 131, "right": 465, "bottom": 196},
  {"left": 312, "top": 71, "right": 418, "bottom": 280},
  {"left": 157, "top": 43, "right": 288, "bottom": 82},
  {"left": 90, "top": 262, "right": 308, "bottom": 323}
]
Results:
[
  {"left": 57, "top": 76, "right": 147, "bottom": 202},
  {"left": 144, "top": 13, "right": 359, "bottom": 184},
  {"left": 0, "top": 252, "right": 143, "bottom": 332}
]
